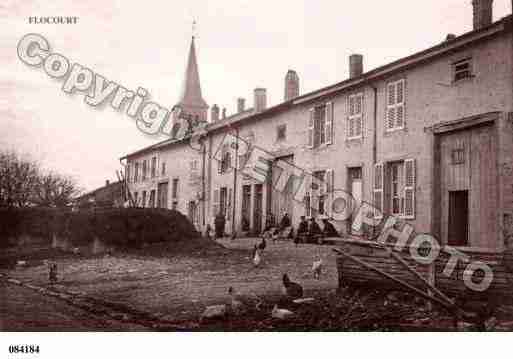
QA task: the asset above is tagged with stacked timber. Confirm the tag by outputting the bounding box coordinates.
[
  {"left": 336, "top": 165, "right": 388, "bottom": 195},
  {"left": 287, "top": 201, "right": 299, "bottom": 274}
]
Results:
[{"left": 335, "top": 238, "right": 513, "bottom": 302}]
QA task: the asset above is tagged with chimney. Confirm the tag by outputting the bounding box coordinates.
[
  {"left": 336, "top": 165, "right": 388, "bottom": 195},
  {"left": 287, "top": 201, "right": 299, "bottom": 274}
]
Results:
[
  {"left": 349, "top": 54, "right": 364, "bottom": 79},
  {"left": 222, "top": 108, "right": 227, "bottom": 119},
  {"left": 237, "top": 98, "right": 246, "bottom": 113},
  {"left": 445, "top": 33, "right": 456, "bottom": 41},
  {"left": 284, "top": 70, "right": 299, "bottom": 101},
  {"left": 472, "top": 0, "right": 493, "bottom": 30},
  {"left": 105, "top": 180, "right": 110, "bottom": 186},
  {"left": 211, "top": 104, "right": 219, "bottom": 121},
  {"left": 254, "top": 88, "right": 267, "bottom": 112}
]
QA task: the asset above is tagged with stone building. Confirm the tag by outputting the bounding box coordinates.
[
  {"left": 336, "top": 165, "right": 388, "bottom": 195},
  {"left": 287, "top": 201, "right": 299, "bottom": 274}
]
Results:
[{"left": 121, "top": 0, "right": 513, "bottom": 250}]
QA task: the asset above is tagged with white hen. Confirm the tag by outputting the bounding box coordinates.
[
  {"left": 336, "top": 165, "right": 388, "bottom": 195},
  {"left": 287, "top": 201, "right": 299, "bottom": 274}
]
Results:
[
  {"left": 312, "top": 257, "right": 323, "bottom": 279},
  {"left": 271, "top": 305, "right": 294, "bottom": 320},
  {"left": 253, "top": 248, "right": 261, "bottom": 267}
]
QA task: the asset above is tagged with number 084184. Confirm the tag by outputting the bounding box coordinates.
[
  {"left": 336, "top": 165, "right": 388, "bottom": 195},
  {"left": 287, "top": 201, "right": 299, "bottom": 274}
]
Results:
[{"left": 8, "top": 345, "right": 40, "bottom": 354}]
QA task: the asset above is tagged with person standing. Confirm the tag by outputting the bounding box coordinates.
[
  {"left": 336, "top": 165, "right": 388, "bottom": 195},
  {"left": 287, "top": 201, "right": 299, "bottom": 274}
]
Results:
[{"left": 214, "top": 212, "right": 226, "bottom": 239}]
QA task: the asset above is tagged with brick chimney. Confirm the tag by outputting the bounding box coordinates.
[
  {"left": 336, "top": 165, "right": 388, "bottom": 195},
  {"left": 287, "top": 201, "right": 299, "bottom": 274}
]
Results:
[
  {"left": 211, "top": 104, "right": 219, "bottom": 121},
  {"left": 105, "top": 180, "right": 110, "bottom": 186},
  {"left": 284, "top": 70, "right": 299, "bottom": 101},
  {"left": 222, "top": 108, "right": 227, "bottom": 119},
  {"left": 254, "top": 88, "right": 267, "bottom": 112},
  {"left": 237, "top": 98, "right": 246, "bottom": 113},
  {"left": 349, "top": 54, "right": 363, "bottom": 79},
  {"left": 472, "top": 0, "right": 493, "bottom": 30}
]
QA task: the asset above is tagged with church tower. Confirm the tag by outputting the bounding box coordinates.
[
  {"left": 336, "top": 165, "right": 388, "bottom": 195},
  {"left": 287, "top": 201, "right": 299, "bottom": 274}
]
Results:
[{"left": 176, "top": 36, "right": 208, "bottom": 123}]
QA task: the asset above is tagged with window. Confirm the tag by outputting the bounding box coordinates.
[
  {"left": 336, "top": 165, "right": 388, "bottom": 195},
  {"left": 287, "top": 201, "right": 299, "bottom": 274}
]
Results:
[
  {"left": 313, "top": 171, "right": 326, "bottom": 215},
  {"left": 308, "top": 102, "right": 333, "bottom": 148},
  {"left": 453, "top": 58, "right": 472, "bottom": 82},
  {"left": 451, "top": 147, "right": 465, "bottom": 164},
  {"left": 386, "top": 79, "right": 405, "bottom": 131},
  {"left": 190, "top": 160, "right": 198, "bottom": 171},
  {"left": 161, "top": 161, "right": 166, "bottom": 176},
  {"left": 390, "top": 162, "right": 404, "bottom": 215},
  {"left": 126, "top": 164, "right": 131, "bottom": 183},
  {"left": 219, "top": 145, "right": 231, "bottom": 174},
  {"left": 374, "top": 159, "right": 416, "bottom": 219},
  {"left": 142, "top": 191, "right": 147, "bottom": 208},
  {"left": 277, "top": 124, "right": 287, "bottom": 141},
  {"left": 348, "top": 93, "right": 363, "bottom": 138},
  {"left": 142, "top": 160, "right": 147, "bottom": 180},
  {"left": 149, "top": 190, "right": 156, "bottom": 208},
  {"left": 133, "top": 192, "right": 138, "bottom": 206},
  {"left": 134, "top": 162, "right": 139, "bottom": 183},
  {"left": 151, "top": 157, "right": 156, "bottom": 178},
  {"left": 172, "top": 178, "right": 179, "bottom": 199}
]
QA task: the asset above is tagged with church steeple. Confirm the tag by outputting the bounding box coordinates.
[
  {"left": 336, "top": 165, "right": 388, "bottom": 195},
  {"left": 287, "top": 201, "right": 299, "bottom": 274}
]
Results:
[{"left": 177, "top": 36, "right": 208, "bottom": 121}]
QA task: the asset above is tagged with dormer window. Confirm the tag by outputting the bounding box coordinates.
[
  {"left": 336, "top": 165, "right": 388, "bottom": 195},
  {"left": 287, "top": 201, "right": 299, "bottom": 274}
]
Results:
[{"left": 453, "top": 58, "right": 473, "bottom": 82}]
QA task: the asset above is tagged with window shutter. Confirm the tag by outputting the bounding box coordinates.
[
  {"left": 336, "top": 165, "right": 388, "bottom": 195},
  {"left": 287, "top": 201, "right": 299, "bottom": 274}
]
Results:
[
  {"left": 212, "top": 189, "right": 220, "bottom": 216},
  {"left": 396, "top": 80, "right": 404, "bottom": 128},
  {"left": 404, "top": 158, "right": 416, "bottom": 219},
  {"left": 356, "top": 94, "right": 363, "bottom": 137},
  {"left": 326, "top": 169, "right": 334, "bottom": 217},
  {"left": 373, "top": 163, "right": 384, "bottom": 219},
  {"left": 217, "top": 149, "right": 222, "bottom": 174},
  {"left": 307, "top": 108, "right": 314, "bottom": 148},
  {"left": 325, "top": 102, "right": 333, "bottom": 145}
]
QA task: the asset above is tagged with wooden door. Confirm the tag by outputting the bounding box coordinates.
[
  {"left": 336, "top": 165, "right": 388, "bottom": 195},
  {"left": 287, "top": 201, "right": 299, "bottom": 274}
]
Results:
[{"left": 448, "top": 190, "right": 469, "bottom": 246}]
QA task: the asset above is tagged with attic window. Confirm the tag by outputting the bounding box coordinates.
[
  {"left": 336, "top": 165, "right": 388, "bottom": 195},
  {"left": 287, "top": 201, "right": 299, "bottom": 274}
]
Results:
[{"left": 453, "top": 58, "right": 473, "bottom": 82}]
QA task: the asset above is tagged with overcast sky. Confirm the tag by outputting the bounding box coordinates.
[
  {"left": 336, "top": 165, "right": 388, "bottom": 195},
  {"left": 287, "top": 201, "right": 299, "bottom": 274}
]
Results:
[{"left": 1, "top": 0, "right": 511, "bottom": 192}]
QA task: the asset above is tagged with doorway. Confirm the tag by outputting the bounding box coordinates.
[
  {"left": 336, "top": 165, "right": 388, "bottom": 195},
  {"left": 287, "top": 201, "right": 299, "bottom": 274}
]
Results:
[
  {"left": 448, "top": 190, "right": 469, "bottom": 246},
  {"left": 157, "top": 182, "right": 168, "bottom": 208},
  {"left": 253, "top": 184, "right": 263, "bottom": 234},
  {"left": 241, "top": 185, "right": 251, "bottom": 231}
]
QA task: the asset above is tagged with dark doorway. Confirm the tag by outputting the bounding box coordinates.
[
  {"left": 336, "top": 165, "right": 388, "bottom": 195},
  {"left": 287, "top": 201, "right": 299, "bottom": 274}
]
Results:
[
  {"left": 253, "top": 184, "right": 263, "bottom": 234},
  {"left": 241, "top": 185, "right": 251, "bottom": 231},
  {"left": 220, "top": 187, "right": 227, "bottom": 217},
  {"left": 448, "top": 190, "right": 469, "bottom": 246}
]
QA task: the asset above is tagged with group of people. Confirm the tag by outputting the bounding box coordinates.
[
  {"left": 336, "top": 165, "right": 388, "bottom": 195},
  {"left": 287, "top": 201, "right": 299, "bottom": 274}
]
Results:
[
  {"left": 206, "top": 211, "right": 340, "bottom": 244},
  {"left": 295, "top": 215, "right": 339, "bottom": 245}
]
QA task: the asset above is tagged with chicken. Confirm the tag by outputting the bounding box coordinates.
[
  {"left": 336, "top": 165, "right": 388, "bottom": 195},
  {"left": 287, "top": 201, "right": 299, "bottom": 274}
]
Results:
[
  {"left": 228, "top": 286, "right": 244, "bottom": 313},
  {"left": 272, "top": 304, "right": 294, "bottom": 320},
  {"left": 253, "top": 246, "right": 261, "bottom": 267},
  {"left": 257, "top": 237, "right": 266, "bottom": 251},
  {"left": 201, "top": 304, "right": 227, "bottom": 320},
  {"left": 282, "top": 274, "right": 303, "bottom": 300},
  {"left": 312, "top": 257, "right": 323, "bottom": 279}
]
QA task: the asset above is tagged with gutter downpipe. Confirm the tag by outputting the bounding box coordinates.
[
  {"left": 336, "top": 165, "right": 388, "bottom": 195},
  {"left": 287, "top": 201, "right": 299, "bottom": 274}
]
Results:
[
  {"left": 371, "top": 85, "right": 378, "bottom": 240},
  {"left": 232, "top": 126, "right": 239, "bottom": 237}
]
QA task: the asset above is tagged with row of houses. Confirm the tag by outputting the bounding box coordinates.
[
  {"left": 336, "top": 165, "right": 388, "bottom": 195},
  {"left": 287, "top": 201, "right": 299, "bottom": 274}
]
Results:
[{"left": 121, "top": 0, "right": 513, "bottom": 251}]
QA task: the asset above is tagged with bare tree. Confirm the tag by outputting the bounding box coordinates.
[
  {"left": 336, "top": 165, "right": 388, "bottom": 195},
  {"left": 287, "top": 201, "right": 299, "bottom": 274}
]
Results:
[
  {"left": 0, "top": 150, "right": 39, "bottom": 208},
  {"left": 33, "top": 172, "right": 82, "bottom": 208},
  {"left": 0, "top": 150, "right": 83, "bottom": 208}
]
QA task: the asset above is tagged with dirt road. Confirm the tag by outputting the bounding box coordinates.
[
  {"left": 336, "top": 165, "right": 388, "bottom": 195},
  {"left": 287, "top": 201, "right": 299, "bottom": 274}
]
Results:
[{"left": 0, "top": 281, "right": 145, "bottom": 331}]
